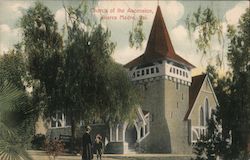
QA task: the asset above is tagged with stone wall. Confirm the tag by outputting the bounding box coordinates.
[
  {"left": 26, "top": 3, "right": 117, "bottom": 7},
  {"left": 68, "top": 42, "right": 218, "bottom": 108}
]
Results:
[
  {"left": 137, "top": 78, "right": 172, "bottom": 153},
  {"left": 164, "top": 80, "right": 192, "bottom": 154},
  {"left": 46, "top": 124, "right": 109, "bottom": 149},
  {"left": 105, "top": 142, "right": 127, "bottom": 154},
  {"left": 136, "top": 78, "right": 193, "bottom": 154}
]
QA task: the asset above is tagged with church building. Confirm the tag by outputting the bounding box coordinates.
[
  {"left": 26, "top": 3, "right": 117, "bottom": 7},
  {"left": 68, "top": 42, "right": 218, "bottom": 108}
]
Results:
[
  {"left": 37, "top": 6, "right": 219, "bottom": 154},
  {"left": 106, "top": 5, "right": 219, "bottom": 154}
]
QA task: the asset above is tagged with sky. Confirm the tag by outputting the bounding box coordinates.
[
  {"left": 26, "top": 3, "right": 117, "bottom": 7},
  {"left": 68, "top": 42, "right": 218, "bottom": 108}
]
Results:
[{"left": 0, "top": 0, "right": 249, "bottom": 76}]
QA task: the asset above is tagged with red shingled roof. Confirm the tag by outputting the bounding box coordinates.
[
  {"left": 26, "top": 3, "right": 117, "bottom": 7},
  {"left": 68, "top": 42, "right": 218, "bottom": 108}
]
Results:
[
  {"left": 184, "top": 74, "right": 207, "bottom": 120},
  {"left": 125, "top": 6, "right": 195, "bottom": 69}
]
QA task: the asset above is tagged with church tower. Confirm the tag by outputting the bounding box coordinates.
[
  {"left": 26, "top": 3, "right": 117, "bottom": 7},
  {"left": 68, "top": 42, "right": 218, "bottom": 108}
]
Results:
[{"left": 125, "top": 6, "right": 195, "bottom": 153}]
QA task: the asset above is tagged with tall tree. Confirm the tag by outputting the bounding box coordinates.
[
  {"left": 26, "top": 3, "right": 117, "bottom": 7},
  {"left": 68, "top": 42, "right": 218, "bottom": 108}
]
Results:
[
  {"left": 193, "top": 8, "right": 250, "bottom": 159},
  {"left": 20, "top": 2, "right": 63, "bottom": 115},
  {"left": 61, "top": 4, "right": 139, "bottom": 151},
  {"left": 226, "top": 8, "right": 250, "bottom": 158}
]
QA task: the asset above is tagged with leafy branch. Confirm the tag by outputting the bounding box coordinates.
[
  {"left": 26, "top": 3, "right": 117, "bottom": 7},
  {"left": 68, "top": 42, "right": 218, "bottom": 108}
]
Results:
[
  {"left": 186, "top": 7, "right": 223, "bottom": 55},
  {"left": 129, "top": 16, "right": 145, "bottom": 49}
]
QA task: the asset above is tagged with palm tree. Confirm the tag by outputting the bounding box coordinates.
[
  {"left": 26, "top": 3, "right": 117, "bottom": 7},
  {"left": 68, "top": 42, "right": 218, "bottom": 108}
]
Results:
[{"left": 0, "top": 82, "right": 32, "bottom": 160}]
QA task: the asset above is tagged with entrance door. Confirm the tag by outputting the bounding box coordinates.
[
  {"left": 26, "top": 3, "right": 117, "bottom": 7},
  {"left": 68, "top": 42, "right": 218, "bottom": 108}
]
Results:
[{"left": 125, "top": 125, "right": 137, "bottom": 148}]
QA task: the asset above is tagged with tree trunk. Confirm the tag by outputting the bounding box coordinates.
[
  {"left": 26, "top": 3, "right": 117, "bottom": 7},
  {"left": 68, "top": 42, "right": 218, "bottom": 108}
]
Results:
[{"left": 70, "top": 108, "right": 76, "bottom": 153}]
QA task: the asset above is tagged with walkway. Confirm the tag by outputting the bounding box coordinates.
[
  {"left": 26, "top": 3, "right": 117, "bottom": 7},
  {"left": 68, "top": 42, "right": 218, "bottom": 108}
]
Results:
[{"left": 28, "top": 150, "right": 194, "bottom": 160}]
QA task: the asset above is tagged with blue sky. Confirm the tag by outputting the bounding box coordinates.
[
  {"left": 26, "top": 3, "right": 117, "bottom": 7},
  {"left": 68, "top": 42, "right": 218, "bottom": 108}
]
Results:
[{"left": 0, "top": 0, "right": 249, "bottom": 75}]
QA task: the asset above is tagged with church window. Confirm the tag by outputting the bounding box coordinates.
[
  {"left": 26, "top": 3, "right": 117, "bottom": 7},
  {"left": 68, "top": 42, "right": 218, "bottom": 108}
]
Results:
[
  {"left": 140, "top": 127, "right": 144, "bottom": 138},
  {"left": 51, "top": 112, "right": 64, "bottom": 128},
  {"left": 170, "top": 67, "right": 172, "bottom": 73},
  {"left": 200, "top": 106, "right": 204, "bottom": 126},
  {"left": 151, "top": 68, "right": 154, "bottom": 74},
  {"left": 156, "top": 67, "right": 159, "bottom": 73},
  {"left": 186, "top": 72, "right": 188, "bottom": 78},
  {"left": 205, "top": 98, "right": 209, "bottom": 123},
  {"left": 142, "top": 70, "right": 145, "bottom": 76},
  {"left": 173, "top": 68, "right": 175, "bottom": 73},
  {"left": 146, "top": 69, "right": 149, "bottom": 75},
  {"left": 177, "top": 69, "right": 179, "bottom": 75},
  {"left": 180, "top": 70, "right": 182, "bottom": 76}
]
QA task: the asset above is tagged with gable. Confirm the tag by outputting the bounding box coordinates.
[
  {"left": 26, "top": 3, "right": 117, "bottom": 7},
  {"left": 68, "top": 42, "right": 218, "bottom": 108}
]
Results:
[{"left": 184, "top": 74, "right": 219, "bottom": 120}]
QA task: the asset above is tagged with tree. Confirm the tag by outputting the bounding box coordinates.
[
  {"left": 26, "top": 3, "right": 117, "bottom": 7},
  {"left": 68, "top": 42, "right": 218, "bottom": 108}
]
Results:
[
  {"left": 186, "top": 7, "right": 223, "bottom": 56},
  {"left": 129, "top": 16, "right": 145, "bottom": 49},
  {"left": 60, "top": 4, "right": 139, "bottom": 151},
  {"left": 0, "top": 45, "right": 37, "bottom": 146},
  {"left": 19, "top": 2, "right": 139, "bottom": 153},
  {"left": 0, "top": 83, "right": 32, "bottom": 160},
  {"left": 192, "top": 106, "right": 230, "bottom": 160},
  {"left": 194, "top": 8, "right": 250, "bottom": 159},
  {"left": 226, "top": 8, "right": 250, "bottom": 158},
  {"left": 20, "top": 2, "right": 63, "bottom": 116}
]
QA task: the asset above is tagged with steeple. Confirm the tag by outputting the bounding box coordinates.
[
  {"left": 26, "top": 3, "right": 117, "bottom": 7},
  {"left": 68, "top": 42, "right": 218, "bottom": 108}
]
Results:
[
  {"left": 144, "top": 6, "right": 175, "bottom": 60},
  {"left": 125, "top": 6, "right": 195, "bottom": 69}
]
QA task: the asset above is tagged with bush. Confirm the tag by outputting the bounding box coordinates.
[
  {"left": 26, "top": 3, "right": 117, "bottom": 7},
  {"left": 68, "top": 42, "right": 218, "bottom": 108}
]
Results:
[
  {"left": 45, "top": 138, "right": 64, "bottom": 160},
  {"left": 31, "top": 134, "right": 46, "bottom": 150}
]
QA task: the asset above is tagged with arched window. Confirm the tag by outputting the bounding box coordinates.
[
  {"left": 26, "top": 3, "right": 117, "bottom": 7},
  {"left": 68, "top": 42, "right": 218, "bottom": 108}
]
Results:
[
  {"left": 205, "top": 98, "right": 209, "bottom": 122},
  {"left": 200, "top": 106, "right": 204, "bottom": 126},
  {"left": 140, "top": 127, "right": 144, "bottom": 138}
]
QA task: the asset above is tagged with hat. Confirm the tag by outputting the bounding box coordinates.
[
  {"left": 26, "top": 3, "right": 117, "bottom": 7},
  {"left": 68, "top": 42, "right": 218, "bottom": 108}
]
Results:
[
  {"left": 85, "top": 125, "right": 91, "bottom": 132},
  {"left": 96, "top": 134, "right": 102, "bottom": 140}
]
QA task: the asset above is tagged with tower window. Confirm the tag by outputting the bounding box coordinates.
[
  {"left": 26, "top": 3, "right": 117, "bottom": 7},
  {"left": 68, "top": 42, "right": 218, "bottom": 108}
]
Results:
[
  {"left": 156, "top": 67, "right": 159, "bottom": 73},
  {"left": 177, "top": 69, "right": 179, "bottom": 75},
  {"left": 142, "top": 70, "right": 145, "bottom": 76},
  {"left": 180, "top": 71, "right": 182, "bottom": 76},
  {"left": 137, "top": 70, "right": 140, "bottom": 77},
  {"left": 173, "top": 68, "right": 175, "bottom": 73},
  {"left": 146, "top": 69, "right": 149, "bottom": 75},
  {"left": 170, "top": 67, "right": 172, "bottom": 73},
  {"left": 151, "top": 68, "right": 154, "bottom": 74}
]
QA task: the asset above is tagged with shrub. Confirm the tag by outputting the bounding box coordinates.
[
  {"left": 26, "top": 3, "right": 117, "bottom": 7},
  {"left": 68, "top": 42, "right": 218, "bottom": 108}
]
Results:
[
  {"left": 31, "top": 134, "right": 46, "bottom": 150},
  {"left": 44, "top": 138, "right": 64, "bottom": 160}
]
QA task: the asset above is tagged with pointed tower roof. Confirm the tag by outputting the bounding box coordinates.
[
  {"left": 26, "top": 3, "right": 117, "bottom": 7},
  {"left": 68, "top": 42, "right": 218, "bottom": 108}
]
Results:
[{"left": 125, "top": 6, "right": 195, "bottom": 69}]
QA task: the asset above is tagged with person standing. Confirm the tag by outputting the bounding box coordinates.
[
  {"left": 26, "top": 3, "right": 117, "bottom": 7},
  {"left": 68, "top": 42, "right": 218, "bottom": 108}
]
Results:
[
  {"left": 82, "top": 126, "right": 93, "bottom": 160},
  {"left": 94, "top": 134, "right": 103, "bottom": 160}
]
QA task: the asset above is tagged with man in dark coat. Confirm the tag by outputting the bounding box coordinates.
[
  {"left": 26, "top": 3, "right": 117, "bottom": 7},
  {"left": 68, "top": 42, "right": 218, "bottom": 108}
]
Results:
[{"left": 82, "top": 126, "right": 93, "bottom": 160}]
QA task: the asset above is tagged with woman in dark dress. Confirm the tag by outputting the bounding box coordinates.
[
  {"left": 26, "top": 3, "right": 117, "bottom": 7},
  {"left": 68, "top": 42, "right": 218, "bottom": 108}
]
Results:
[{"left": 82, "top": 126, "right": 93, "bottom": 160}]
